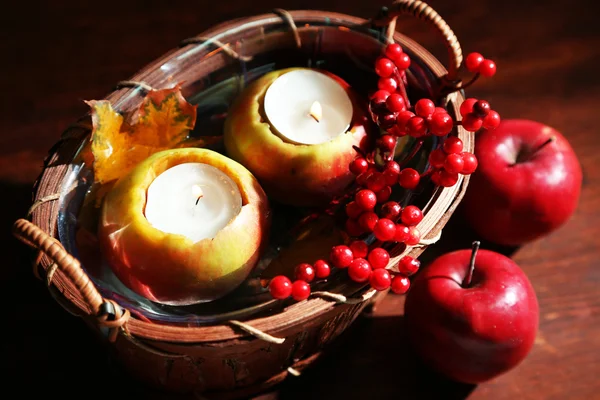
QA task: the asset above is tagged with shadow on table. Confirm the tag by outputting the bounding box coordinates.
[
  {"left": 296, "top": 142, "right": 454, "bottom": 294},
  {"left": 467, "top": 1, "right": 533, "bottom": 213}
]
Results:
[{"left": 274, "top": 314, "right": 476, "bottom": 400}]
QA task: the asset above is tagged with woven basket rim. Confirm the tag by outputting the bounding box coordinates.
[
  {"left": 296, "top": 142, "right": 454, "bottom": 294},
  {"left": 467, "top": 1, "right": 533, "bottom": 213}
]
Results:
[{"left": 28, "top": 9, "right": 472, "bottom": 343}]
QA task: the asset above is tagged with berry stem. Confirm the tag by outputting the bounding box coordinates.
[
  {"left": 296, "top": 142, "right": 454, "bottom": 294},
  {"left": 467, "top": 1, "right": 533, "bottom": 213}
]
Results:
[
  {"left": 352, "top": 145, "right": 367, "bottom": 158},
  {"left": 514, "top": 136, "right": 556, "bottom": 164},
  {"left": 400, "top": 139, "right": 424, "bottom": 167},
  {"left": 445, "top": 73, "right": 480, "bottom": 94},
  {"left": 420, "top": 167, "right": 434, "bottom": 178},
  {"left": 395, "top": 71, "right": 411, "bottom": 109},
  {"left": 462, "top": 240, "right": 480, "bottom": 288}
]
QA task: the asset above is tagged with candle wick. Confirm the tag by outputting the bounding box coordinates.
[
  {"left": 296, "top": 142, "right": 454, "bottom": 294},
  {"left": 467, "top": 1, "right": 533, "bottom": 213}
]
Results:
[
  {"left": 309, "top": 101, "right": 322, "bottom": 123},
  {"left": 192, "top": 184, "right": 204, "bottom": 207}
]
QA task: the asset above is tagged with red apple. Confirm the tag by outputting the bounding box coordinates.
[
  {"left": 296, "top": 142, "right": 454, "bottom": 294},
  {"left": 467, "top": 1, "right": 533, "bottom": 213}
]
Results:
[
  {"left": 404, "top": 243, "right": 539, "bottom": 384},
  {"left": 463, "top": 119, "right": 582, "bottom": 246}
]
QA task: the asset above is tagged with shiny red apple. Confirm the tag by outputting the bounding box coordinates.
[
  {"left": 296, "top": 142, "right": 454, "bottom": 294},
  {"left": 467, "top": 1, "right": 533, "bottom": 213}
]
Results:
[
  {"left": 404, "top": 243, "right": 539, "bottom": 383},
  {"left": 463, "top": 119, "right": 582, "bottom": 246}
]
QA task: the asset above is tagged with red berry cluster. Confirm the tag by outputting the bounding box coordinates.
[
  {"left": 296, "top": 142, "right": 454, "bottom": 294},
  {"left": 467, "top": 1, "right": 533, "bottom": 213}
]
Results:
[
  {"left": 465, "top": 52, "right": 496, "bottom": 77},
  {"left": 267, "top": 45, "right": 502, "bottom": 302},
  {"left": 427, "top": 136, "right": 477, "bottom": 187},
  {"left": 268, "top": 243, "right": 422, "bottom": 300},
  {"left": 459, "top": 98, "right": 501, "bottom": 132},
  {"left": 345, "top": 162, "right": 424, "bottom": 245}
]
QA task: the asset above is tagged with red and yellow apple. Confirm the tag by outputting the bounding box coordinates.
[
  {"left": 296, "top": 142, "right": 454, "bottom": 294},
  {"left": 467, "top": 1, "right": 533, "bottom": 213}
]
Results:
[
  {"left": 98, "top": 148, "right": 271, "bottom": 305},
  {"left": 224, "top": 68, "right": 372, "bottom": 207}
]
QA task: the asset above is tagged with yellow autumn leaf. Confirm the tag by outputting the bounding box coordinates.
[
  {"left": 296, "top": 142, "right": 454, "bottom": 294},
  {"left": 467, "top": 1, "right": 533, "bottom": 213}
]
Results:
[{"left": 87, "top": 85, "right": 198, "bottom": 184}]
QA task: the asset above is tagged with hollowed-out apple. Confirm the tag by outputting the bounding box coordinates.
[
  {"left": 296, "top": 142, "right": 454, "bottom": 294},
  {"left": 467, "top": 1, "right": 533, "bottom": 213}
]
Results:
[
  {"left": 224, "top": 68, "right": 372, "bottom": 207},
  {"left": 98, "top": 148, "right": 270, "bottom": 305}
]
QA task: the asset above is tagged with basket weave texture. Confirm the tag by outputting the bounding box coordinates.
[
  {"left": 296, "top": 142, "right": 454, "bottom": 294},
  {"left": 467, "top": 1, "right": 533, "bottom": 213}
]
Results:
[{"left": 13, "top": 1, "right": 472, "bottom": 397}]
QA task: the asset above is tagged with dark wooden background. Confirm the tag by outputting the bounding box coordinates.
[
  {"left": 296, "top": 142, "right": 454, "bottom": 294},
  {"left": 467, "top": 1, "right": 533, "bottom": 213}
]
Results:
[{"left": 2, "top": 0, "right": 599, "bottom": 398}]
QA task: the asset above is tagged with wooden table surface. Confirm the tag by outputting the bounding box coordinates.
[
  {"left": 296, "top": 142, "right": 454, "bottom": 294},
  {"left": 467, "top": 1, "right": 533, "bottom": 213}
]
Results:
[{"left": 2, "top": 0, "right": 599, "bottom": 398}]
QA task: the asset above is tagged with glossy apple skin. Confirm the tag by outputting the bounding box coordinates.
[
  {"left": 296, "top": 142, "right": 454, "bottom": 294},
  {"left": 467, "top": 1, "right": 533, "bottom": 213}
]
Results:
[
  {"left": 98, "top": 148, "right": 271, "bottom": 305},
  {"left": 464, "top": 119, "right": 582, "bottom": 246},
  {"left": 405, "top": 249, "right": 539, "bottom": 384},
  {"left": 224, "top": 68, "right": 371, "bottom": 207}
]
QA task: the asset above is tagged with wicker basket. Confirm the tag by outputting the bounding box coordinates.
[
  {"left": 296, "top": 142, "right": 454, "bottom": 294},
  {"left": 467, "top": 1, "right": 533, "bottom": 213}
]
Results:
[{"left": 13, "top": 1, "right": 472, "bottom": 398}]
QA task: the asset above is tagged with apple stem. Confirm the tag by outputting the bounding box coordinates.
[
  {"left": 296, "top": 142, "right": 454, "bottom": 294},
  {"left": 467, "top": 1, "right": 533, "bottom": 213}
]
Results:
[
  {"left": 515, "top": 136, "right": 556, "bottom": 164},
  {"left": 463, "top": 240, "right": 480, "bottom": 288}
]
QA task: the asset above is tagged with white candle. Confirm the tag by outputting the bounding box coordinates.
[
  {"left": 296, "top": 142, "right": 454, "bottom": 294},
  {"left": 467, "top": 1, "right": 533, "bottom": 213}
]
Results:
[
  {"left": 144, "top": 163, "right": 242, "bottom": 243},
  {"left": 263, "top": 69, "right": 353, "bottom": 145}
]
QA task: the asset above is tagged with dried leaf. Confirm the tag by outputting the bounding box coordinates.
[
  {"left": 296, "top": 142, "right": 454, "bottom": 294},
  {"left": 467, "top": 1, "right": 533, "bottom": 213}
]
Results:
[{"left": 87, "top": 85, "right": 197, "bottom": 183}]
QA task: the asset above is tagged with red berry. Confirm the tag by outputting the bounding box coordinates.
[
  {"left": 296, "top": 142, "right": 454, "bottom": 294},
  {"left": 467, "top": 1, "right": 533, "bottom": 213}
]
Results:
[
  {"left": 383, "top": 161, "right": 400, "bottom": 185},
  {"left": 349, "top": 240, "right": 369, "bottom": 259},
  {"left": 438, "top": 170, "right": 459, "bottom": 187},
  {"left": 384, "top": 43, "right": 403, "bottom": 61},
  {"left": 356, "top": 169, "right": 374, "bottom": 187},
  {"left": 479, "top": 59, "right": 497, "bottom": 77},
  {"left": 355, "top": 189, "right": 377, "bottom": 210},
  {"left": 377, "top": 135, "right": 397, "bottom": 152},
  {"left": 394, "top": 224, "right": 410, "bottom": 243},
  {"left": 349, "top": 157, "right": 369, "bottom": 175},
  {"left": 391, "top": 275, "right": 411, "bottom": 294},
  {"left": 366, "top": 172, "right": 386, "bottom": 192},
  {"left": 406, "top": 116, "right": 428, "bottom": 137},
  {"left": 373, "top": 218, "right": 396, "bottom": 241},
  {"left": 358, "top": 211, "right": 379, "bottom": 231},
  {"left": 370, "top": 268, "right": 392, "bottom": 291},
  {"left": 465, "top": 52, "right": 484, "bottom": 72},
  {"left": 396, "top": 110, "right": 415, "bottom": 131},
  {"left": 430, "top": 169, "right": 442, "bottom": 186},
  {"left": 346, "top": 201, "right": 363, "bottom": 219},
  {"left": 394, "top": 53, "right": 411, "bottom": 70},
  {"left": 291, "top": 280, "right": 311, "bottom": 301},
  {"left": 433, "top": 107, "right": 447, "bottom": 114},
  {"left": 377, "top": 113, "right": 397, "bottom": 130},
  {"left": 406, "top": 226, "right": 421, "bottom": 246},
  {"left": 442, "top": 136, "right": 463, "bottom": 154},
  {"left": 330, "top": 245, "right": 354, "bottom": 268},
  {"left": 381, "top": 201, "right": 402, "bottom": 220},
  {"left": 370, "top": 100, "right": 387, "bottom": 116},
  {"left": 429, "top": 112, "right": 454, "bottom": 136},
  {"left": 429, "top": 148, "right": 447, "bottom": 168},
  {"left": 444, "top": 153, "right": 465, "bottom": 174},
  {"left": 473, "top": 100, "right": 491, "bottom": 117},
  {"left": 459, "top": 98, "right": 478, "bottom": 117},
  {"left": 460, "top": 152, "right": 478, "bottom": 174},
  {"left": 295, "top": 263, "right": 315, "bottom": 282},
  {"left": 398, "top": 168, "right": 420, "bottom": 190},
  {"left": 482, "top": 110, "right": 501, "bottom": 129},
  {"left": 368, "top": 247, "right": 390, "bottom": 269},
  {"left": 386, "top": 93, "right": 406, "bottom": 113},
  {"left": 345, "top": 218, "right": 364, "bottom": 237},
  {"left": 398, "top": 256, "right": 420, "bottom": 276},
  {"left": 415, "top": 99, "right": 436, "bottom": 117},
  {"left": 269, "top": 276, "right": 292, "bottom": 299},
  {"left": 462, "top": 114, "right": 483, "bottom": 132},
  {"left": 376, "top": 186, "right": 392, "bottom": 203},
  {"left": 314, "top": 260, "right": 331, "bottom": 279},
  {"left": 375, "top": 57, "right": 396, "bottom": 78},
  {"left": 401, "top": 205, "right": 423, "bottom": 226},
  {"left": 370, "top": 89, "right": 390, "bottom": 102},
  {"left": 348, "top": 258, "right": 372, "bottom": 283},
  {"left": 378, "top": 77, "right": 398, "bottom": 92}
]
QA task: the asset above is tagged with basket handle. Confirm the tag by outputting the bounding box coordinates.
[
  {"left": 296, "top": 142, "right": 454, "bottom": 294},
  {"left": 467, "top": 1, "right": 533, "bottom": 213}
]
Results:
[
  {"left": 373, "top": 0, "right": 463, "bottom": 80},
  {"left": 13, "top": 218, "right": 104, "bottom": 315}
]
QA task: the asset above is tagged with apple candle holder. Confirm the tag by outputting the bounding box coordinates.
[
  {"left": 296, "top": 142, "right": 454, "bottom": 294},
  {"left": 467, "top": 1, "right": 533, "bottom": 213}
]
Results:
[{"left": 13, "top": 1, "right": 480, "bottom": 397}]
